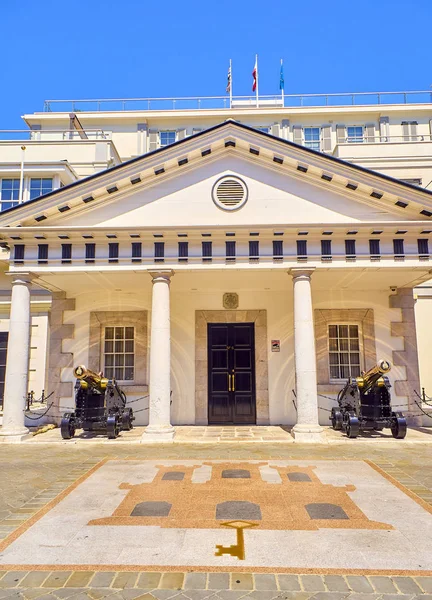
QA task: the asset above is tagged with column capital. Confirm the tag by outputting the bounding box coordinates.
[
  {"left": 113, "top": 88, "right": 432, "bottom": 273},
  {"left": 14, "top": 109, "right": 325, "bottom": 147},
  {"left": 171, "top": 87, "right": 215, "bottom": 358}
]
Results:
[
  {"left": 289, "top": 267, "right": 315, "bottom": 281},
  {"left": 148, "top": 270, "right": 175, "bottom": 284},
  {"left": 6, "top": 272, "right": 36, "bottom": 287}
]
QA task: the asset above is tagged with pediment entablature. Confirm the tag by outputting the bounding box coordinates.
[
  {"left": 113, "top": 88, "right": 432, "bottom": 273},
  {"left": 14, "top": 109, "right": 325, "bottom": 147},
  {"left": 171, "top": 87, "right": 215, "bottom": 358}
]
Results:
[{"left": 1, "top": 120, "right": 432, "bottom": 229}]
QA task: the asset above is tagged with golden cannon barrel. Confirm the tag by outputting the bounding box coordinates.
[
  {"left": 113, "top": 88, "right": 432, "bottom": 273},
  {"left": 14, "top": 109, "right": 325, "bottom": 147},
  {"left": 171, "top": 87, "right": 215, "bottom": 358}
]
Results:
[
  {"left": 74, "top": 365, "right": 108, "bottom": 391},
  {"left": 356, "top": 359, "right": 391, "bottom": 391}
]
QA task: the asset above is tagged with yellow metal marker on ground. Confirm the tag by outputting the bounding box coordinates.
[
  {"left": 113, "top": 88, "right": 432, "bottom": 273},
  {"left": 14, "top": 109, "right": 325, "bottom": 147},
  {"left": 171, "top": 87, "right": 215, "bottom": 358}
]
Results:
[{"left": 215, "top": 521, "right": 259, "bottom": 560}]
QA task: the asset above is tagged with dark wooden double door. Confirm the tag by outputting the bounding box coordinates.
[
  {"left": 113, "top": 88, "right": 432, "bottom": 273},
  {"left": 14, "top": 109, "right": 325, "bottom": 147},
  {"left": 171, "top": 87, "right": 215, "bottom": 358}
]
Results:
[{"left": 207, "top": 323, "right": 256, "bottom": 424}]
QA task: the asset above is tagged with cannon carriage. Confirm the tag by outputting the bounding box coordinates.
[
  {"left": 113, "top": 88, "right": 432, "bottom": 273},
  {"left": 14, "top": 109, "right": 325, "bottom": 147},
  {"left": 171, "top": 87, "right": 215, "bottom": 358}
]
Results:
[
  {"left": 61, "top": 365, "right": 134, "bottom": 440},
  {"left": 330, "top": 360, "right": 407, "bottom": 439}
]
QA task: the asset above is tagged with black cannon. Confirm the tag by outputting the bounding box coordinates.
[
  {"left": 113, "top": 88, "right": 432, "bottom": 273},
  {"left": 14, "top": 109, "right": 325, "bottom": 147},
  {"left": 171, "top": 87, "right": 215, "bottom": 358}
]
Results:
[
  {"left": 61, "top": 365, "right": 134, "bottom": 439},
  {"left": 330, "top": 360, "right": 407, "bottom": 439}
]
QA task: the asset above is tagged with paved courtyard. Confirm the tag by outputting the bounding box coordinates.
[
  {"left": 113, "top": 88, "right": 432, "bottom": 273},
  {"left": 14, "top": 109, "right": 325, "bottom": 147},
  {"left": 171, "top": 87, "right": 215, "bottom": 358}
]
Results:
[{"left": 1, "top": 435, "right": 432, "bottom": 598}]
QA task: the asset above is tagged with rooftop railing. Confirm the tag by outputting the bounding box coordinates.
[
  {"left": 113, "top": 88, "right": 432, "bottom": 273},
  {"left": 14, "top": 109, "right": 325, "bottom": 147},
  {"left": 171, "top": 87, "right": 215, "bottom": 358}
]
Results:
[
  {"left": 0, "top": 130, "right": 112, "bottom": 141},
  {"left": 42, "top": 91, "right": 432, "bottom": 113}
]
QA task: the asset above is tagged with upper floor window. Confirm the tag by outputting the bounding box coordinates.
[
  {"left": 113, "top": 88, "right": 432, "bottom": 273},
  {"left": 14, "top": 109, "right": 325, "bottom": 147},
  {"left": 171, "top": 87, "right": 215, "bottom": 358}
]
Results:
[
  {"left": 0, "top": 179, "right": 20, "bottom": 211},
  {"left": 303, "top": 127, "right": 321, "bottom": 150},
  {"left": 159, "top": 131, "right": 176, "bottom": 147},
  {"left": 347, "top": 126, "right": 363, "bottom": 143},
  {"left": 104, "top": 326, "right": 134, "bottom": 381},
  {"left": 401, "top": 121, "right": 418, "bottom": 142},
  {"left": 30, "top": 178, "right": 53, "bottom": 200}
]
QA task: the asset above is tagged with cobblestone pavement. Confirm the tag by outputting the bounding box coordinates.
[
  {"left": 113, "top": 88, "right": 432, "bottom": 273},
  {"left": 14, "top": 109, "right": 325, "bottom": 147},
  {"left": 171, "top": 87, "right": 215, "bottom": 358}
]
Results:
[{"left": 0, "top": 440, "right": 431, "bottom": 598}]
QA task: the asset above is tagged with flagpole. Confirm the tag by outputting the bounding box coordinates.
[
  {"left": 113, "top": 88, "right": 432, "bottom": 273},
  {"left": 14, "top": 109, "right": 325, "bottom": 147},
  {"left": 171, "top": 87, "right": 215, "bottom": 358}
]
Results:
[
  {"left": 229, "top": 58, "right": 232, "bottom": 109},
  {"left": 255, "top": 54, "right": 259, "bottom": 107},
  {"left": 281, "top": 58, "right": 284, "bottom": 106}
]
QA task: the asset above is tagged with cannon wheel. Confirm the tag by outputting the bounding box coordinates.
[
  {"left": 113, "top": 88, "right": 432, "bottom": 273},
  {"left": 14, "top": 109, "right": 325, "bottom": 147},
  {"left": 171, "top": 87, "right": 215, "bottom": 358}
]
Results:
[
  {"left": 60, "top": 413, "right": 76, "bottom": 440},
  {"left": 121, "top": 408, "right": 134, "bottom": 431},
  {"left": 107, "top": 415, "right": 120, "bottom": 439},
  {"left": 346, "top": 415, "right": 360, "bottom": 439},
  {"left": 331, "top": 408, "right": 343, "bottom": 430},
  {"left": 391, "top": 413, "right": 407, "bottom": 439}
]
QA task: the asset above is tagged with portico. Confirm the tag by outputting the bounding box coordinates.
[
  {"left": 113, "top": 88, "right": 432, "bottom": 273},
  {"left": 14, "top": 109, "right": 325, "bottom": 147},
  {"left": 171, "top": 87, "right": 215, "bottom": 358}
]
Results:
[{"left": 0, "top": 120, "right": 431, "bottom": 442}]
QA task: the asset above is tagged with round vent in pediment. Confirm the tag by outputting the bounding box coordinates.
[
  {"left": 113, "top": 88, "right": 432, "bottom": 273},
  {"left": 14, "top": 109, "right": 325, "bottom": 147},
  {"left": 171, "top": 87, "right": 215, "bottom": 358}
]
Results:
[{"left": 212, "top": 176, "right": 248, "bottom": 211}]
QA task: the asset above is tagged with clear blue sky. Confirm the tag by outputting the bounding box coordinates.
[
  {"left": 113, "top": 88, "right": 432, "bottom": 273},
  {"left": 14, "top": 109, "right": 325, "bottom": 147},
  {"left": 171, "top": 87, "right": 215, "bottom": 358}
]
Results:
[{"left": 1, "top": 0, "right": 431, "bottom": 129}]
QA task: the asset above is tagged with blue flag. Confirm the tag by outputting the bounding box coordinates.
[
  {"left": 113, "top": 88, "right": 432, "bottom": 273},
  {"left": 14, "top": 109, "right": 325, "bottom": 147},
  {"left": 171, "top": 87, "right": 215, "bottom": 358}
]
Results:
[{"left": 279, "top": 61, "right": 284, "bottom": 91}]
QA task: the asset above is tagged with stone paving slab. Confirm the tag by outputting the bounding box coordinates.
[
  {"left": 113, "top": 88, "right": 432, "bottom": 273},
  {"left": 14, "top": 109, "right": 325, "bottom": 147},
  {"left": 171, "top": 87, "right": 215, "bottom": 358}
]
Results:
[
  {"left": 24, "top": 426, "right": 432, "bottom": 445},
  {"left": 1, "top": 572, "right": 432, "bottom": 596},
  {"left": 1, "top": 458, "right": 431, "bottom": 571},
  {"left": 0, "top": 441, "right": 431, "bottom": 597}
]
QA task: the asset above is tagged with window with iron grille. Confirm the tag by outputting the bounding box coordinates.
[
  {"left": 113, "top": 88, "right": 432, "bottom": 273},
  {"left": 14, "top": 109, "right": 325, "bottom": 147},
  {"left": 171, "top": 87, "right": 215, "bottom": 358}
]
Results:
[
  {"left": 297, "top": 239, "right": 307, "bottom": 259},
  {"left": 418, "top": 238, "right": 429, "bottom": 257},
  {"left": 14, "top": 244, "right": 25, "bottom": 264},
  {"left": 103, "top": 326, "right": 134, "bottom": 381},
  {"left": 0, "top": 332, "right": 8, "bottom": 408},
  {"left": 154, "top": 242, "right": 164, "bottom": 263},
  {"left": 131, "top": 242, "right": 142, "bottom": 263},
  {"left": 108, "top": 242, "right": 119, "bottom": 263},
  {"left": 328, "top": 324, "right": 361, "bottom": 380},
  {"left": 393, "top": 239, "right": 405, "bottom": 257},
  {"left": 249, "top": 240, "right": 259, "bottom": 261},
  {"left": 347, "top": 126, "right": 364, "bottom": 143},
  {"left": 369, "top": 239, "right": 380, "bottom": 259},
  {"left": 202, "top": 241, "right": 212, "bottom": 262},
  {"left": 178, "top": 241, "right": 188, "bottom": 262},
  {"left": 273, "top": 240, "right": 283, "bottom": 260},
  {"left": 345, "top": 239, "right": 356, "bottom": 259},
  {"left": 30, "top": 178, "right": 53, "bottom": 200},
  {"left": 159, "top": 131, "right": 176, "bottom": 147},
  {"left": 303, "top": 127, "right": 321, "bottom": 150},
  {"left": 321, "top": 239, "right": 332, "bottom": 260},
  {"left": 38, "top": 244, "right": 48, "bottom": 264},
  {"left": 61, "top": 244, "right": 72, "bottom": 264},
  {"left": 85, "top": 243, "right": 95, "bottom": 263},
  {"left": 0, "top": 179, "right": 20, "bottom": 211},
  {"left": 226, "top": 241, "right": 236, "bottom": 261}
]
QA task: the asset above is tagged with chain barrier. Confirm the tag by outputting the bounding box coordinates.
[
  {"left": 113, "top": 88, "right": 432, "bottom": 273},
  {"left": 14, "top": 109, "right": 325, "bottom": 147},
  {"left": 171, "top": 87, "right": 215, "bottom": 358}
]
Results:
[
  {"left": 23, "top": 391, "right": 150, "bottom": 420},
  {"left": 413, "top": 391, "right": 432, "bottom": 419},
  {"left": 22, "top": 385, "right": 432, "bottom": 424},
  {"left": 24, "top": 403, "right": 55, "bottom": 420},
  {"left": 316, "top": 389, "right": 432, "bottom": 420},
  {"left": 414, "top": 390, "right": 432, "bottom": 407},
  {"left": 291, "top": 389, "right": 297, "bottom": 412}
]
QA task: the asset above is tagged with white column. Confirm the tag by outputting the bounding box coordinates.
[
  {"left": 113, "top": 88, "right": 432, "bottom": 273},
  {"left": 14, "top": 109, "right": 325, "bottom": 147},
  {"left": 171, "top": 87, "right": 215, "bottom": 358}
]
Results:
[
  {"left": 290, "top": 268, "right": 323, "bottom": 442},
  {"left": 143, "top": 270, "right": 175, "bottom": 442},
  {"left": 0, "top": 275, "right": 33, "bottom": 442}
]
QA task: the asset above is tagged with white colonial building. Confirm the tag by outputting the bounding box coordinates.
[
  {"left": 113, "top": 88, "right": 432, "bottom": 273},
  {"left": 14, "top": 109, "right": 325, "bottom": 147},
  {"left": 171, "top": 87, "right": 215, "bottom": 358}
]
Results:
[{"left": 0, "top": 91, "right": 432, "bottom": 441}]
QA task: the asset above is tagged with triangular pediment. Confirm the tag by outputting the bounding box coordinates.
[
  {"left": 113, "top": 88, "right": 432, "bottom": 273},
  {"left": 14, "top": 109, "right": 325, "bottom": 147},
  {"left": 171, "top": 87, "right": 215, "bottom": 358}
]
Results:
[{"left": 1, "top": 120, "right": 432, "bottom": 229}]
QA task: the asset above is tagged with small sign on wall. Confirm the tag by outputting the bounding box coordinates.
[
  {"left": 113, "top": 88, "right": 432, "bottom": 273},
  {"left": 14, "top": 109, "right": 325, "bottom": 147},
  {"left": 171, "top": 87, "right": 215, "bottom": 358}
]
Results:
[{"left": 271, "top": 340, "right": 280, "bottom": 352}]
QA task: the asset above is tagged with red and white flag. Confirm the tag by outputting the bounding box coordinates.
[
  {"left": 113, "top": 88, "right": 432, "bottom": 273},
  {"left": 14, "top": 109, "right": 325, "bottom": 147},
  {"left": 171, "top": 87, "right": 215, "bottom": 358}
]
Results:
[{"left": 252, "top": 56, "right": 257, "bottom": 92}]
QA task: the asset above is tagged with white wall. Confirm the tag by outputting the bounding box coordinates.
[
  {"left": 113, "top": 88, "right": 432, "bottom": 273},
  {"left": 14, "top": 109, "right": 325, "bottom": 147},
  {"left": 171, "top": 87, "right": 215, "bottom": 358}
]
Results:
[
  {"left": 61, "top": 286, "right": 152, "bottom": 424},
  {"left": 60, "top": 271, "right": 403, "bottom": 426},
  {"left": 0, "top": 310, "right": 48, "bottom": 401},
  {"left": 58, "top": 155, "right": 409, "bottom": 230}
]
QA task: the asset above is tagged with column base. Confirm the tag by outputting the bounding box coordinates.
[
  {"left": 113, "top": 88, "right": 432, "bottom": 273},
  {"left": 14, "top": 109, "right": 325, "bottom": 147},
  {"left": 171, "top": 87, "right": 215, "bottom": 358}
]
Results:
[
  {"left": 142, "top": 425, "right": 175, "bottom": 443},
  {"left": 292, "top": 423, "right": 324, "bottom": 443},
  {"left": 0, "top": 427, "right": 31, "bottom": 443}
]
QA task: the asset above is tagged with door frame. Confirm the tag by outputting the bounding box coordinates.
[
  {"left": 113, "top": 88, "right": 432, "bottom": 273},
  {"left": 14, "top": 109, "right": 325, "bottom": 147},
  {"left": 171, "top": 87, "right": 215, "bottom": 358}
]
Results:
[
  {"left": 195, "top": 310, "right": 269, "bottom": 425},
  {"left": 207, "top": 322, "right": 256, "bottom": 425}
]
